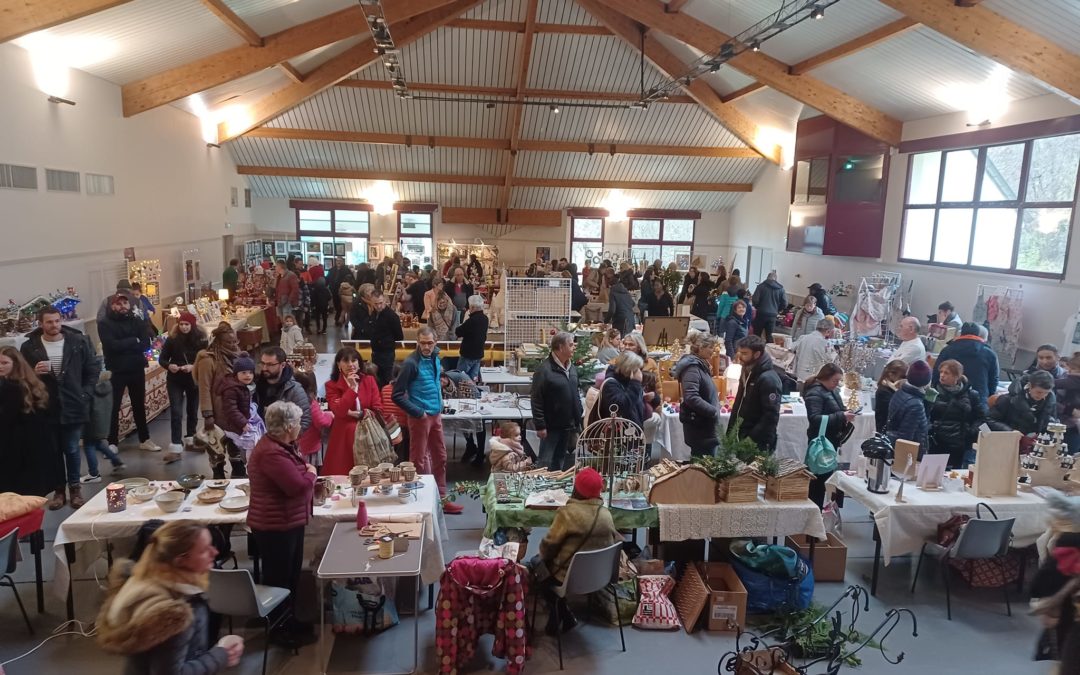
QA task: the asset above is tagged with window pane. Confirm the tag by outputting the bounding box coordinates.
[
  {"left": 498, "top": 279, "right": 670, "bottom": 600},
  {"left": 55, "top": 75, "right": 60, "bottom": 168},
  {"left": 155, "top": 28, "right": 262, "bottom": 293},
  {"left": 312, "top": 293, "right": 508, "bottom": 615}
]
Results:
[
  {"left": 335, "top": 210, "right": 369, "bottom": 234},
  {"left": 630, "top": 245, "right": 661, "bottom": 265},
  {"left": 908, "top": 152, "right": 941, "bottom": 204},
  {"left": 900, "top": 209, "right": 934, "bottom": 260},
  {"left": 980, "top": 143, "right": 1024, "bottom": 201},
  {"left": 345, "top": 238, "right": 367, "bottom": 265},
  {"left": 298, "top": 209, "right": 331, "bottom": 232},
  {"left": 970, "top": 209, "right": 1017, "bottom": 269},
  {"left": 631, "top": 219, "right": 661, "bottom": 240},
  {"left": 661, "top": 245, "right": 692, "bottom": 268},
  {"left": 400, "top": 236, "right": 433, "bottom": 266},
  {"left": 400, "top": 213, "right": 432, "bottom": 235},
  {"left": 941, "top": 149, "right": 978, "bottom": 202},
  {"left": 573, "top": 217, "right": 603, "bottom": 239},
  {"left": 932, "top": 208, "right": 974, "bottom": 264},
  {"left": 665, "top": 219, "right": 695, "bottom": 242},
  {"left": 572, "top": 241, "right": 601, "bottom": 271},
  {"left": 1017, "top": 208, "right": 1071, "bottom": 274},
  {"left": 1028, "top": 134, "right": 1080, "bottom": 203}
]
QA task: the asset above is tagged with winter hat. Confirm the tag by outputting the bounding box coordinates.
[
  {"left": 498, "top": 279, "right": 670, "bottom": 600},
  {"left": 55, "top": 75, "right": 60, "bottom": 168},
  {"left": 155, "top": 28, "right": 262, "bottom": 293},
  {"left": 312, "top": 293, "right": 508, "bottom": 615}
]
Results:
[
  {"left": 574, "top": 467, "right": 604, "bottom": 500},
  {"left": 906, "top": 360, "right": 931, "bottom": 388},
  {"left": 178, "top": 311, "right": 198, "bottom": 326},
  {"left": 116, "top": 279, "right": 133, "bottom": 291},
  {"left": 233, "top": 352, "right": 256, "bottom": 374}
]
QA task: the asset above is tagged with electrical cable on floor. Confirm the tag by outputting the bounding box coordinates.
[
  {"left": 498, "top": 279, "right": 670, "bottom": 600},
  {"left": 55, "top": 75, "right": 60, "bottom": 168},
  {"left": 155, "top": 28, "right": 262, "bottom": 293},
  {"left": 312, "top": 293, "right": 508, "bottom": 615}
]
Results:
[{"left": 0, "top": 620, "right": 97, "bottom": 667}]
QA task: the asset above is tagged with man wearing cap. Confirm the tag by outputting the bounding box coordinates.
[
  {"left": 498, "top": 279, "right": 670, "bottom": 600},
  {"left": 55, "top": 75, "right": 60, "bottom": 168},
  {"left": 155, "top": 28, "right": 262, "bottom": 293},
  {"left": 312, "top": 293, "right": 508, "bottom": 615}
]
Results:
[
  {"left": 807, "top": 283, "right": 837, "bottom": 317},
  {"left": 96, "top": 279, "right": 137, "bottom": 323},
  {"left": 537, "top": 467, "right": 622, "bottom": 635},
  {"left": 98, "top": 294, "right": 159, "bottom": 453}
]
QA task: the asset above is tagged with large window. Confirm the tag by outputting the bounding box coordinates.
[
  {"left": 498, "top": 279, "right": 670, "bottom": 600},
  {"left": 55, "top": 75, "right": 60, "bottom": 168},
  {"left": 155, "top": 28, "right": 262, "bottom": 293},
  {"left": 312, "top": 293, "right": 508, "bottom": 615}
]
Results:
[
  {"left": 295, "top": 206, "right": 370, "bottom": 266},
  {"left": 570, "top": 217, "right": 604, "bottom": 271},
  {"left": 629, "top": 218, "right": 695, "bottom": 269},
  {"left": 399, "top": 212, "right": 434, "bottom": 268},
  {"left": 899, "top": 132, "right": 1080, "bottom": 278}
]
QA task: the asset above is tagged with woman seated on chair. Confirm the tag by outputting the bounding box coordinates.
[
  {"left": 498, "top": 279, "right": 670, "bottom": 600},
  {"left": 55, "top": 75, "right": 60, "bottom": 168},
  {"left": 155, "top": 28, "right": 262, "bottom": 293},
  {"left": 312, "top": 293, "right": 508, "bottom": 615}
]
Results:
[
  {"left": 96, "top": 520, "right": 245, "bottom": 673},
  {"left": 536, "top": 468, "right": 622, "bottom": 636}
]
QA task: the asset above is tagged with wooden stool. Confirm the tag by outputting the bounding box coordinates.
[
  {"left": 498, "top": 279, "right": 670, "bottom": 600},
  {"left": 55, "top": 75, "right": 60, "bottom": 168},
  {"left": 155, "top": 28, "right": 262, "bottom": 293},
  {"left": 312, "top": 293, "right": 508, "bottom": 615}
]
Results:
[{"left": 237, "top": 327, "right": 262, "bottom": 352}]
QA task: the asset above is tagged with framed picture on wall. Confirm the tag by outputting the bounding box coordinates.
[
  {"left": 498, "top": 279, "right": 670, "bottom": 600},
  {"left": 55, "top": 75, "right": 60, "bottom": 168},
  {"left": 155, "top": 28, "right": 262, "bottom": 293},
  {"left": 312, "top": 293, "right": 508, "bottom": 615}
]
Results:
[
  {"left": 307, "top": 242, "right": 321, "bottom": 253},
  {"left": 274, "top": 241, "right": 287, "bottom": 255},
  {"left": 369, "top": 245, "right": 381, "bottom": 261},
  {"left": 675, "top": 253, "right": 691, "bottom": 271},
  {"left": 334, "top": 243, "right": 346, "bottom": 256},
  {"left": 262, "top": 242, "right": 274, "bottom": 257},
  {"left": 535, "top": 246, "right": 551, "bottom": 263},
  {"left": 287, "top": 241, "right": 303, "bottom": 254}
]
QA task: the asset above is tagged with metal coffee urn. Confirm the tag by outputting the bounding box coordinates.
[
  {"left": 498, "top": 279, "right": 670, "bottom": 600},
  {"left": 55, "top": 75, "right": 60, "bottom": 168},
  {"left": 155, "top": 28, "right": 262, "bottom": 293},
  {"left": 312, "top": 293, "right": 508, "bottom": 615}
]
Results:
[{"left": 861, "top": 435, "right": 894, "bottom": 494}]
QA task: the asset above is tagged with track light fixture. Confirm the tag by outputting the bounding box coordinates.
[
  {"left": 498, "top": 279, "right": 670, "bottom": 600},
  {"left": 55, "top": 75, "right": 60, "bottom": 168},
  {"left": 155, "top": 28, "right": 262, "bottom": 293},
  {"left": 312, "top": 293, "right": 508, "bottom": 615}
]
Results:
[
  {"left": 549, "top": 105, "right": 560, "bottom": 114},
  {"left": 47, "top": 95, "right": 76, "bottom": 106},
  {"left": 811, "top": 5, "right": 825, "bottom": 20},
  {"left": 750, "top": 40, "right": 761, "bottom": 52}
]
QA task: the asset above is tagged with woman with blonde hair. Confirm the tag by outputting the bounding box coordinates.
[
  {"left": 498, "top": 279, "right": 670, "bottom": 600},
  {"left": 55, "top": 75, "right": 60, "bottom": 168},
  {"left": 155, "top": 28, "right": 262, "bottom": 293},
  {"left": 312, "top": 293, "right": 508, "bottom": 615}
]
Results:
[
  {"left": 423, "top": 276, "right": 446, "bottom": 322},
  {"left": 428, "top": 290, "right": 458, "bottom": 341},
  {"left": 594, "top": 328, "right": 621, "bottom": 365},
  {"left": 97, "top": 520, "right": 245, "bottom": 673},
  {"left": 620, "top": 333, "right": 658, "bottom": 374},
  {"left": 0, "top": 346, "right": 59, "bottom": 499}
]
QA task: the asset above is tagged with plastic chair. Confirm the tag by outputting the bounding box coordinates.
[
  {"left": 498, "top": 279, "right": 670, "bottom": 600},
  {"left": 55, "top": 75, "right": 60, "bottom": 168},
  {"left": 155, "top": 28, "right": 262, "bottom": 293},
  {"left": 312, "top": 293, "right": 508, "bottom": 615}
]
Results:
[
  {"left": 0, "top": 528, "right": 33, "bottom": 635},
  {"left": 547, "top": 542, "right": 626, "bottom": 670},
  {"left": 910, "top": 504, "right": 1015, "bottom": 621},
  {"left": 207, "top": 569, "right": 293, "bottom": 675}
]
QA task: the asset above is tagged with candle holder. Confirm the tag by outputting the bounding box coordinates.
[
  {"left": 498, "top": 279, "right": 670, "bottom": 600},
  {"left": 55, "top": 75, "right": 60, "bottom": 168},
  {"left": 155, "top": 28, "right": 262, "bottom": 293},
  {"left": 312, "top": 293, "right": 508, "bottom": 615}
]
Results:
[{"left": 106, "top": 483, "right": 127, "bottom": 513}]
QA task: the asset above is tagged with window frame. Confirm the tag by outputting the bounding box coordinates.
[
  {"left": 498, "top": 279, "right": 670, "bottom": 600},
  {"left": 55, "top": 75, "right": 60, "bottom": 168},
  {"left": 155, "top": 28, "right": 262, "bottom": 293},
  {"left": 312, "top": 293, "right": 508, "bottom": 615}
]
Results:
[
  {"left": 898, "top": 134, "right": 1080, "bottom": 280},
  {"left": 627, "top": 217, "right": 696, "bottom": 267},
  {"left": 292, "top": 202, "right": 371, "bottom": 264},
  {"left": 570, "top": 216, "right": 606, "bottom": 269},
  {"left": 398, "top": 211, "right": 435, "bottom": 267}
]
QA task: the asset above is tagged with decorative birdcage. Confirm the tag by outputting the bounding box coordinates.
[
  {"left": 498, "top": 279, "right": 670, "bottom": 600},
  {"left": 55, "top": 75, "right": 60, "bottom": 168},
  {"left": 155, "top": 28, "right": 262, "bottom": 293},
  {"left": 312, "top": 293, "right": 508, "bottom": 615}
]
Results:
[{"left": 575, "top": 409, "right": 647, "bottom": 502}]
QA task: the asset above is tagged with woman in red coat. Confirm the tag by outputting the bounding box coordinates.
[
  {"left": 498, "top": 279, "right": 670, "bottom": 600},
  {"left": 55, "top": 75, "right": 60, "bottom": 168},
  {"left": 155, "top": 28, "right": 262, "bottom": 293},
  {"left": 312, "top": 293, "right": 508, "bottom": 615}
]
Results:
[{"left": 321, "top": 347, "right": 383, "bottom": 475}]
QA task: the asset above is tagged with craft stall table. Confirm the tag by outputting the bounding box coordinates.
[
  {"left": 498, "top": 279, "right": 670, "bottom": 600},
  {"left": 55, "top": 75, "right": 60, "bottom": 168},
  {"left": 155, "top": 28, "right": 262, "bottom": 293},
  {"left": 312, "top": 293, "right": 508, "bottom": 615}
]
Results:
[
  {"left": 0, "top": 319, "right": 87, "bottom": 349},
  {"left": 53, "top": 475, "right": 448, "bottom": 619},
  {"left": 478, "top": 366, "right": 533, "bottom": 390},
  {"left": 481, "top": 476, "right": 825, "bottom": 545},
  {"left": 316, "top": 522, "right": 425, "bottom": 675},
  {"left": 827, "top": 471, "right": 1049, "bottom": 595},
  {"left": 655, "top": 391, "right": 877, "bottom": 465}
]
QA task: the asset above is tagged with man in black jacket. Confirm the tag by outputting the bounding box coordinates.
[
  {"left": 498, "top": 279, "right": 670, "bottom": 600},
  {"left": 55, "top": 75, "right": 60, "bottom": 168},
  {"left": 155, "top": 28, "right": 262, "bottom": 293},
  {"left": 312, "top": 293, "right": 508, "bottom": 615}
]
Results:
[
  {"left": 350, "top": 288, "right": 403, "bottom": 387},
  {"left": 750, "top": 272, "right": 787, "bottom": 341},
  {"left": 730, "top": 335, "right": 782, "bottom": 453},
  {"left": 455, "top": 295, "right": 489, "bottom": 381},
  {"left": 530, "top": 332, "right": 583, "bottom": 470},
  {"left": 21, "top": 306, "right": 101, "bottom": 510},
  {"left": 98, "top": 294, "right": 158, "bottom": 456}
]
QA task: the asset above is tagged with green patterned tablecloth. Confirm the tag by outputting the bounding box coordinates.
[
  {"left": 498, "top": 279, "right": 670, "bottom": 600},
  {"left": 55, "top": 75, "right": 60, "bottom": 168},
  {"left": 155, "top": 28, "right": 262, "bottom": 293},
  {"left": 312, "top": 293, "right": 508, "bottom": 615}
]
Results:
[{"left": 481, "top": 476, "right": 658, "bottom": 538}]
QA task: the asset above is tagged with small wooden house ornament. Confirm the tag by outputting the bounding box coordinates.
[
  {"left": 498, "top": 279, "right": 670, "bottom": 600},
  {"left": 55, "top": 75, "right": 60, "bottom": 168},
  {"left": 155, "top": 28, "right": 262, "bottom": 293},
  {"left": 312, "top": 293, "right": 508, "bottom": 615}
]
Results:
[
  {"left": 756, "top": 458, "right": 815, "bottom": 502},
  {"left": 648, "top": 465, "right": 718, "bottom": 505},
  {"left": 717, "top": 466, "right": 760, "bottom": 503}
]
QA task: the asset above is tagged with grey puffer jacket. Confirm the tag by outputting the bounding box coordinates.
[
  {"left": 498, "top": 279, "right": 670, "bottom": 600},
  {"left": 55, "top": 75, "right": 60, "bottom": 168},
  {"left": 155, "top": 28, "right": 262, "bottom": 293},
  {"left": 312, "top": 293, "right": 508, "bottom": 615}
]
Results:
[{"left": 673, "top": 354, "right": 719, "bottom": 446}]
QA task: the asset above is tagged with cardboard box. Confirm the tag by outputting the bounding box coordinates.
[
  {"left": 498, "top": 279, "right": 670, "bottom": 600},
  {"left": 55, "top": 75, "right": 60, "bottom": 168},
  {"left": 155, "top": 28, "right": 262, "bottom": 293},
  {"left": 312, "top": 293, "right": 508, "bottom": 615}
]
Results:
[
  {"left": 786, "top": 533, "right": 848, "bottom": 582},
  {"left": 697, "top": 562, "right": 747, "bottom": 632}
]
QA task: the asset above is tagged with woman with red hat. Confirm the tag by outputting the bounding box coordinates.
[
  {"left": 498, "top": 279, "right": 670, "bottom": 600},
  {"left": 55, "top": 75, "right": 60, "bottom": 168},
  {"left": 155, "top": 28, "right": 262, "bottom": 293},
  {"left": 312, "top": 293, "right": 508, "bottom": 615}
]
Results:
[
  {"left": 159, "top": 312, "right": 208, "bottom": 462},
  {"left": 536, "top": 467, "right": 622, "bottom": 635}
]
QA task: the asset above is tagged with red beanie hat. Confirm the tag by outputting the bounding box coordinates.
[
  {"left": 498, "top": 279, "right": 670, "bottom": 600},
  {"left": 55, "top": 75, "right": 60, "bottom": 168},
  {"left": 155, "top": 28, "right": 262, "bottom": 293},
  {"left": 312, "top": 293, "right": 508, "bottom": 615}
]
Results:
[
  {"left": 574, "top": 467, "right": 604, "bottom": 500},
  {"left": 178, "top": 311, "right": 198, "bottom": 326}
]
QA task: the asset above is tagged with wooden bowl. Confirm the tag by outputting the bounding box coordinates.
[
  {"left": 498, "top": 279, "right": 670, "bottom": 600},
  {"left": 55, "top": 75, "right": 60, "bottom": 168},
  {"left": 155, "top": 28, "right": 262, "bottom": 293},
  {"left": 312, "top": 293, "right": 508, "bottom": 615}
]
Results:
[{"left": 197, "top": 488, "right": 227, "bottom": 504}]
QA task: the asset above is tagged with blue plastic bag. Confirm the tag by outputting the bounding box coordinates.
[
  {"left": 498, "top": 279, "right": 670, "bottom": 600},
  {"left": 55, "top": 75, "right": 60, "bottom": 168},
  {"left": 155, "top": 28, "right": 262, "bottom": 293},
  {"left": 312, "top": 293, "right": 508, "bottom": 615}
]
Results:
[{"left": 731, "top": 557, "right": 814, "bottom": 614}]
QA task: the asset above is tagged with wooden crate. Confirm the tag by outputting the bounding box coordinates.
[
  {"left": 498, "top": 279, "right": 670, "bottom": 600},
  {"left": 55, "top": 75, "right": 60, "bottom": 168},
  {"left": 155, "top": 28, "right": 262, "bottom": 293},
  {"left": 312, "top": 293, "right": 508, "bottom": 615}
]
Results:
[
  {"left": 717, "top": 472, "right": 759, "bottom": 503},
  {"left": 648, "top": 465, "right": 718, "bottom": 505}
]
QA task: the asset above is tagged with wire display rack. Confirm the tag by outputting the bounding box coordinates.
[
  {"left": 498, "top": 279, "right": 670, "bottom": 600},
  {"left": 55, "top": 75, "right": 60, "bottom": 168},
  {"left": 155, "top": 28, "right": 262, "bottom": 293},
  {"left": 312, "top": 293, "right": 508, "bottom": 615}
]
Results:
[{"left": 502, "top": 276, "right": 571, "bottom": 347}]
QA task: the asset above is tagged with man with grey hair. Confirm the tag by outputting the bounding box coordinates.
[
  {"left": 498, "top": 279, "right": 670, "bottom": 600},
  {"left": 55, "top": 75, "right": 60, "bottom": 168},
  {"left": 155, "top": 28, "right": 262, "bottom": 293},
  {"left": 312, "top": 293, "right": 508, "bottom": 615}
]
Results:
[
  {"left": 892, "top": 316, "right": 926, "bottom": 365},
  {"left": 792, "top": 318, "right": 836, "bottom": 382},
  {"left": 393, "top": 326, "right": 461, "bottom": 514},
  {"left": 455, "top": 294, "right": 489, "bottom": 381},
  {"left": 531, "top": 331, "right": 583, "bottom": 470}
]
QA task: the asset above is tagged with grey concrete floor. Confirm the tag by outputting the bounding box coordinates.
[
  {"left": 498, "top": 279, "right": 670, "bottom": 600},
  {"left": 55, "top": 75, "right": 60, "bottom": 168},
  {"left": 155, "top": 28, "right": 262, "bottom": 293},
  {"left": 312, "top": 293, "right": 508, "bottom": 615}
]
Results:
[{"left": 0, "top": 325, "right": 1056, "bottom": 674}]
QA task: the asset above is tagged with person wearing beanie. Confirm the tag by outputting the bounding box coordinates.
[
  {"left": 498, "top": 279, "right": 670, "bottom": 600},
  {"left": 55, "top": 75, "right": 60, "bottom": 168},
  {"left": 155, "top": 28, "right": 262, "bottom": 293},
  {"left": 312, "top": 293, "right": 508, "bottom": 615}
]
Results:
[
  {"left": 931, "top": 322, "right": 999, "bottom": 404},
  {"left": 885, "top": 360, "right": 930, "bottom": 454},
  {"left": 536, "top": 467, "right": 622, "bottom": 635},
  {"left": 98, "top": 293, "right": 159, "bottom": 455},
  {"left": 213, "top": 352, "right": 256, "bottom": 479},
  {"left": 158, "top": 312, "right": 208, "bottom": 462}
]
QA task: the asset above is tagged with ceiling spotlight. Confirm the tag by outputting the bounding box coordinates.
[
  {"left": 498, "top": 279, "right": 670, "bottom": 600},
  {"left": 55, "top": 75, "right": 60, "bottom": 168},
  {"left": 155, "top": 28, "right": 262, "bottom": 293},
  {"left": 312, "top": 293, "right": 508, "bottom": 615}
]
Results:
[
  {"left": 720, "top": 43, "right": 734, "bottom": 58},
  {"left": 810, "top": 5, "right": 824, "bottom": 19},
  {"left": 750, "top": 40, "right": 761, "bottom": 52},
  {"left": 549, "top": 105, "right": 559, "bottom": 114}
]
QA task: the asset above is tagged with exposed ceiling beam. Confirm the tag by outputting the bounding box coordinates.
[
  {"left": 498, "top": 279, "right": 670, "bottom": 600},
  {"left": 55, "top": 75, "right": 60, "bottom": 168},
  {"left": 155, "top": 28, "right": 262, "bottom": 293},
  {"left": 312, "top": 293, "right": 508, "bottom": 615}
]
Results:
[
  {"left": 597, "top": 0, "right": 903, "bottom": 146},
  {"left": 277, "top": 62, "right": 305, "bottom": 84},
  {"left": 0, "top": 0, "right": 134, "bottom": 44},
  {"left": 878, "top": 0, "right": 1080, "bottom": 102},
  {"left": 199, "top": 0, "right": 263, "bottom": 47},
  {"left": 244, "top": 127, "right": 761, "bottom": 157},
  {"left": 237, "top": 165, "right": 752, "bottom": 191},
  {"left": 665, "top": 0, "right": 691, "bottom": 13},
  {"left": 577, "top": 0, "right": 780, "bottom": 163},
  {"left": 499, "top": 0, "right": 539, "bottom": 223},
  {"left": 447, "top": 18, "right": 611, "bottom": 34},
  {"left": 336, "top": 78, "right": 697, "bottom": 104},
  {"left": 443, "top": 208, "right": 562, "bottom": 227},
  {"left": 217, "top": 0, "right": 483, "bottom": 143},
  {"left": 121, "top": 0, "right": 462, "bottom": 116},
  {"left": 788, "top": 18, "right": 918, "bottom": 75},
  {"left": 721, "top": 82, "right": 766, "bottom": 103}
]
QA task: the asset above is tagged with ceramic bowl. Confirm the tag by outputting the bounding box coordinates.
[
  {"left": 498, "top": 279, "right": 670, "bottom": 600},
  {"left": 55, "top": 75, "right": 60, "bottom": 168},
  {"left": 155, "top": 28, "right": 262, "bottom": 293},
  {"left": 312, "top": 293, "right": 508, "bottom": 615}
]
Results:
[
  {"left": 177, "top": 474, "right": 205, "bottom": 490},
  {"left": 155, "top": 492, "right": 185, "bottom": 513},
  {"left": 236, "top": 484, "right": 251, "bottom": 497},
  {"left": 129, "top": 485, "right": 158, "bottom": 502},
  {"left": 219, "top": 496, "right": 249, "bottom": 512},
  {"left": 197, "top": 488, "right": 226, "bottom": 504},
  {"left": 205, "top": 479, "right": 230, "bottom": 490},
  {"left": 116, "top": 477, "right": 150, "bottom": 492}
]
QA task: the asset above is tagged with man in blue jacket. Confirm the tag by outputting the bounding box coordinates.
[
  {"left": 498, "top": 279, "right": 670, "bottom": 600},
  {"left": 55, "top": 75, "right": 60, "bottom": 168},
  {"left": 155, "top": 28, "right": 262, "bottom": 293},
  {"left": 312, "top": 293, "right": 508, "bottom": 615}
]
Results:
[
  {"left": 931, "top": 322, "right": 999, "bottom": 403},
  {"left": 393, "top": 326, "right": 462, "bottom": 514}
]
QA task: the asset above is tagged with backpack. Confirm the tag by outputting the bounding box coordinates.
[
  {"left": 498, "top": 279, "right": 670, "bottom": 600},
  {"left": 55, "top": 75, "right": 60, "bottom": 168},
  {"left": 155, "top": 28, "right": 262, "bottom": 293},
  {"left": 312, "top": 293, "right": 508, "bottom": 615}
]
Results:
[{"left": 805, "top": 414, "right": 838, "bottom": 475}]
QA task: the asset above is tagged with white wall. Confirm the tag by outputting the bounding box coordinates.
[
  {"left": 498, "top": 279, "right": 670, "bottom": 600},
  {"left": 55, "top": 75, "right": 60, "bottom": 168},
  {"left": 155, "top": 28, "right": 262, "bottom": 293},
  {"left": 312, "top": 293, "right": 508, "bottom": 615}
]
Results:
[
  {"left": 0, "top": 44, "right": 254, "bottom": 311},
  {"left": 728, "top": 94, "right": 1080, "bottom": 361}
]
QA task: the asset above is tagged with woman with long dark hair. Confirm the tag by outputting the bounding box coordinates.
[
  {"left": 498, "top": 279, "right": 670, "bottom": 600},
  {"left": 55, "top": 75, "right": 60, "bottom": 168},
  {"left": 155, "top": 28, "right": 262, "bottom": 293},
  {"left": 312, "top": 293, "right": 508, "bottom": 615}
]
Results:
[
  {"left": 321, "top": 347, "right": 383, "bottom": 475},
  {"left": 0, "top": 346, "right": 59, "bottom": 500},
  {"left": 874, "top": 359, "right": 908, "bottom": 433},
  {"left": 802, "top": 363, "right": 855, "bottom": 508},
  {"left": 158, "top": 312, "right": 209, "bottom": 462}
]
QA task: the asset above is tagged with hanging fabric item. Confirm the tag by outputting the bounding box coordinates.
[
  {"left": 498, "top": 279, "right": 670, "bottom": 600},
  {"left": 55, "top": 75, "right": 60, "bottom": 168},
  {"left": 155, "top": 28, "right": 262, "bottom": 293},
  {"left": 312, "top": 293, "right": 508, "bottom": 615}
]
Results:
[
  {"left": 1064, "top": 308, "right": 1080, "bottom": 355},
  {"left": 972, "top": 287, "right": 988, "bottom": 325}
]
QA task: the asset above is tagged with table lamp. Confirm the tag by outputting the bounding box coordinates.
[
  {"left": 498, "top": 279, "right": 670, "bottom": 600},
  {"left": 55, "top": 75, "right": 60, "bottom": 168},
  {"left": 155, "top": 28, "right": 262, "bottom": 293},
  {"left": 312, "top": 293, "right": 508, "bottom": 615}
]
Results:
[{"left": 218, "top": 288, "right": 229, "bottom": 302}]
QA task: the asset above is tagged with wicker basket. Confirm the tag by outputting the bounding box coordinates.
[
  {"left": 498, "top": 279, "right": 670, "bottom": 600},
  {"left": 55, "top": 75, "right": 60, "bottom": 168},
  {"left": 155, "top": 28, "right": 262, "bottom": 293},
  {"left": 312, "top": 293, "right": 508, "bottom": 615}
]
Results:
[
  {"left": 717, "top": 474, "right": 760, "bottom": 503},
  {"left": 764, "top": 473, "right": 812, "bottom": 502}
]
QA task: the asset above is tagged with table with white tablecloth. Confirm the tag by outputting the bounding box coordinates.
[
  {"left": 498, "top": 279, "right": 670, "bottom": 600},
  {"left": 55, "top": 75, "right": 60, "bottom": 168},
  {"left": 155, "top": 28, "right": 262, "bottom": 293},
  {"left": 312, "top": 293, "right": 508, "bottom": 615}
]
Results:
[
  {"left": 0, "top": 319, "right": 87, "bottom": 349},
  {"left": 655, "top": 391, "right": 877, "bottom": 463}
]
